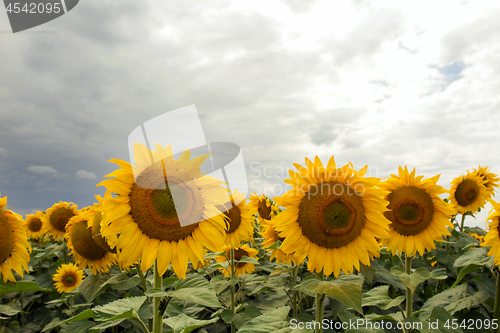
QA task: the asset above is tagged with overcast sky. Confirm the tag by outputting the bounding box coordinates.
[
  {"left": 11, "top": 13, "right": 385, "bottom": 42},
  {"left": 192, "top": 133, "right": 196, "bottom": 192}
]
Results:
[{"left": 1, "top": 0, "right": 499, "bottom": 228}]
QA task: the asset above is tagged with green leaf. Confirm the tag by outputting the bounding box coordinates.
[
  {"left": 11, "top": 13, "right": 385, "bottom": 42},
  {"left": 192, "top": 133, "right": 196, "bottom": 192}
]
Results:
[
  {"left": 451, "top": 264, "right": 482, "bottom": 288},
  {"left": 92, "top": 296, "right": 146, "bottom": 321},
  {"left": 60, "top": 320, "right": 96, "bottom": 333},
  {"left": 391, "top": 267, "right": 446, "bottom": 294},
  {"left": 362, "top": 285, "right": 405, "bottom": 310},
  {"left": 145, "top": 288, "right": 168, "bottom": 297},
  {"left": 210, "top": 274, "right": 230, "bottom": 294},
  {"left": 42, "top": 309, "right": 94, "bottom": 332},
  {"left": 297, "top": 275, "right": 364, "bottom": 313},
  {"left": 235, "top": 255, "right": 259, "bottom": 265},
  {"left": 0, "top": 304, "right": 21, "bottom": 316},
  {"left": 454, "top": 247, "right": 494, "bottom": 268},
  {"left": 89, "top": 319, "right": 130, "bottom": 332},
  {"left": 270, "top": 264, "right": 294, "bottom": 276},
  {"left": 175, "top": 274, "right": 211, "bottom": 290},
  {"left": 163, "top": 313, "right": 219, "bottom": 333},
  {"left": 166, "top": 287, "right": 222, "bottom": 308},
  {"left": 77, "top": 274, "right": 113, "bottom": 302},
  {"left": 107, "top": 272, "right": 141, "bottom": 290},
  {"left": 0, "top": 281, "right": 48, "bottom": 296},
  {"left": 264, "top": 240, "right": 282, "bottom": 250},
  {"left": 446, "top": 291, "right": 488, "bottom": 315},
  {"left": 371, "top": 260, "right": 406, "bottom": 290},
  {"left": 238, "top": 306, "right": 290, "bottom": 333},
  {"left": 79, "top": 272, "right": 141, "bottom": 302},
  {"left": 418, "top": 284, "right": 486, "bottom": 320}
]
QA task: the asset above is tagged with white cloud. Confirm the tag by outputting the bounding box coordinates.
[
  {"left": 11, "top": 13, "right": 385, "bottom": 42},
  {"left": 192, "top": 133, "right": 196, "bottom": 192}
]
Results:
[
  {"left": 27, "top": 165, "right": 59, "bottom": 177},
  {"left": 75, "top": 170, "right": 97, "bottom": 180}
]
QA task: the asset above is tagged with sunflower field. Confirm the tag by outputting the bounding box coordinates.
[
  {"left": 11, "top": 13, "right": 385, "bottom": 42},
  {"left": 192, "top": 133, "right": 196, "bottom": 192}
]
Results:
[{"left": 2, "top": 144, "right": 500, "bottom": 333}]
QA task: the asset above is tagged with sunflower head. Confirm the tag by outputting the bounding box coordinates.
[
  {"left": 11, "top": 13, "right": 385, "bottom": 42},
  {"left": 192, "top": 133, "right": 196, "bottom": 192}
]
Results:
[
  {"left": 53, "top": 263, "right": 84, "bottom": 293},
  {"left": 216, "top": 244, "right": 259, "bottom": 277},
  {"left": 0, "top": 193, "right": 32, "bottom": 283},
  {"left": 481, "top": 200, "right": 500, "bottom": 266},
  {"left": 273, "top": 155, "right": 391, "bottom": 277},
  {"left": 249, "top": 193, "right": 279, "bottom": 228},
  {"left": 43, "top": 202, "right": 78, "bottom": 239},
  {"left": 473, "top": 165, "right": 499, "bottom": 194},
  {"left": 380, "top": 166, "right": 455, "bottom": 257},
  {"left": 24, "top": 211, "right": 47, "bottom": 240},
  {"left": 261, "top": 217, "right": 304, "bottom": 265},
  {"left": 218, "top": 190, "right": 254, "bottom": 247},
  {"left": 97, "top": 143, "right": 230, "bottom": 279},
  {"left": 449, "top": 171, "right": 488, "bottom": 214},
  {"left": 65, "top": 209, "right": 117, "bottom": 275}
]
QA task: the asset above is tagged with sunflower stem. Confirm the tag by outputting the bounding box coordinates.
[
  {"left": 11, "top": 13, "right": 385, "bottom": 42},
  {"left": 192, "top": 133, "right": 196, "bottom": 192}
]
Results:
[
  {"left": 315, "top": 270, "right": 325, "bottom": 333},
  {"left": 230, "top": 248, "right": 236, "bottom": 333},
  {"left": 459, "top": 213, "right": 466, "bottom": 232},
  {"left": 291, "top": 263, "right": 299, "bottom": 318},
  {"left": 135, "top": 264, "right": 152, "bottom": 331},
  {"left": 405, "top": 255, "right": 412, "bottom": 319},
  {"left": 493, "top": 269, "right": 500, "bottom": 333},
  {"left": 153, "top": 262, "right": 163, "bottom": 333}
]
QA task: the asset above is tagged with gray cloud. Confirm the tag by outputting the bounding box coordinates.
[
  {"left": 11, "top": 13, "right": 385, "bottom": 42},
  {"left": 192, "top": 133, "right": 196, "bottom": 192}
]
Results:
[
  {"left": 27, "top": 165, "right": 59, "bottom": 176},
  {"left": 75, "top": 170, "right": 97, "bottom": 179}
]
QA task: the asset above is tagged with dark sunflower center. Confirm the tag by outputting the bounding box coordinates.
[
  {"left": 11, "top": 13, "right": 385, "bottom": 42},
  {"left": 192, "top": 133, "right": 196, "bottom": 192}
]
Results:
[
  {"left": 384, "top": 186, "right": 434, "bottom": 236},
  {"left": 130, "top": 162, "right": 204, "bottom": 242},
  {"left": 71, "top": 221, "right": 107, "bottom": 260},
  {"left": 29, "top": 218, "right": 42, "bottom": 232},
  {"left": 91, "top": 212, "right": 116, "bottom": 254},
  {"left": 455, "top": 179, "right": 479, "bottom": 206},
  {"left": 231, "top": 248, "right": 249, "bottom": 268},
  {"left": 0, "top": 211, "right": 14, "bottom": 263},
  {"left": 297, "top": 181, "right": 365, "bottom": 248},
  {"left": 63, "top": 274, "right": 76, "bottom": 286},
  {"left": 257, "top": 199, "right": 272, "bottom": 220},
  {"left": 220, "top": 204, "right": 241, "bottom": 233},
  {"left": 50, "top": 208, "right": 75, "bottom": 232}
]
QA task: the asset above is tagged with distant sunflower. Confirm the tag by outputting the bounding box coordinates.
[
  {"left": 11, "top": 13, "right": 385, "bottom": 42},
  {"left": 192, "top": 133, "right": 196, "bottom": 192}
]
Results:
[
  {"left": 449, "top": 172, "right": 488, "bottom": 214},
  {"left": 481, "top": 201, "right": 500, "bottom": 266},
  {"left": 380, "top": 166, "right": 455, "bottom": 257},
  {"left": 24, "top": 211, "right": 47, "bottom": 240},
  {"left": 98, "top": 143, "right": 229, "bottom": 279},
  {"left": 219, "top": 190, "right": 254, "bottom": 247},
  {"left": 261, "top": 218, "right": 304, "bottom": 265},
  {"left": 0, "top": 194, "right": 31, "bottom": 283},
  {"left": 248, "top": 193, "right": 279, "bottom": 229},
  {"left": 43, "top": 202, "right": 78, "bottom": 239},
  {"left": 273, "top": 156, "right": 391, "bottom": 277},
  {"left": 473, "top": 165, "right": 499, "bottom": 196},
  {"left": 216, "top": 244, "right": 259, "bottom": 277},
  {"left": 53, "top": 263, "right": 84, "bottom": 293},
  {"left": 65, "top": 209, "right": 117, "bottom": 275}
]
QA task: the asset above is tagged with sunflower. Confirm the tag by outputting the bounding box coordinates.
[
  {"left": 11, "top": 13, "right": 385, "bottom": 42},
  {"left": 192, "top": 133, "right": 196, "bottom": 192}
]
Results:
[
  {"left": 43, "top": 201, "right": 78, "bottom": 239},
  {"left": 0, "top": 194, "right": 32, "bottom": 283},
  {"left": 24, "top": 211, "right": 47, "bottom": 240},
  {"left": 273, "top": 156, "right": 390, "bottom": 277},
  {"left": 53, "top": 263, "right": 84, "bottom": 293},
  {"left": 261, "top": 218, "right": 304, "bottom": 265},
  {"left": 97, "top": 143, "right": 229, "bottom": 279},
  {"left": 481, "top": 201, "right": 500, "bottom": 266},
  {"left": 380, "top": 166, "right": 455, "bottom": 257},
  {"left": 248, "top": 193, "right": 279, "bottom": 229},
  {"left": 473, "top": 165, "right": 499, "bottom": 196},
  {"left": 449, "top": 171, "right": 488, "bottom": 214},
  {"left": 219, "top": 190, "right": 254, "bottom": 247},
  {"left": 65, "top": 208, "right": 117, "bottom": 275},
  {"left": 216, "top": 244, "right": 259, "bottom": 277}
]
